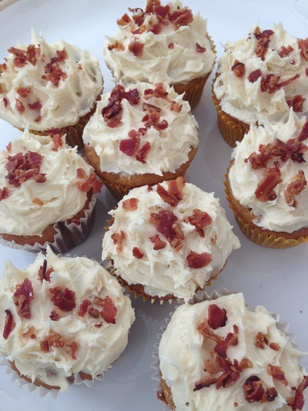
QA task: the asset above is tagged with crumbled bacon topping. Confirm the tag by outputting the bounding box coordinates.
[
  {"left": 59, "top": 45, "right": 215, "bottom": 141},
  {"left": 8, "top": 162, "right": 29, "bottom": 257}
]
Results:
[
  {"left": 128, "top": 40, "right": 144, "bottom": 57},
  {"left": 284, "top": 170, "right": 307, "bottom": 206},
  {"left": 156, "top": 177, "right": 184, "bottom": 206},
  {"left": 42, "top": 49, "right": 68, "bottom": 86},
  {"left": 255, "top": 163, "right": 282, "bottom": 202},
  {"left": 107, "top": 40, "right": 125, "bottom": 51},
  {"left": 13, "top": 278, "right": 34, "bottom": 319},
  {"left": 6, "top": 151, "right": 46, "bottom": 188},
  {"left": 243, "top": 376, "right": 265, "bottom": 402},
  {"left": 287, "top": 95, "right": 306, "bottom": 113},
  {"left": 196, "top": 43, "right": 206, "bottom": 53},
  {"left": 122, "top": 197, "right": 139, "bottom": 211},
  {"left": 261, "top": 74, "right": 280, "bottom": 94},
  {"left": 255, "top": 331, "right": 267, "bottom": 349},
  {"left": 40, "top": 331, "right": 78, "bottom": 360},
  {"left": 132, "top": 246, "right": 144, "bottom": 259},
  {"left": 117, "top": 12, "right": 131, "bottom": 26},
  {"left": 16, "top": 87, "right": 31, "bottom": 98},
  {"left": 149, "top": 233, "right": 167, "bottom": 250},
  {"left": 77, "top": 299, "right": 92, "bottom": 317},
  {"left": 111, "top": 230, "right": 126, "bottom": 252},
  {"left": 49, "top": 287, "right": 76, "bottom": 312},
  {"left": 248, "top": 69, "right": 262, "bottom": 83},
  {"left": 287, "top": 375, "right": 308, "bottom": 410},
  {"left": 298, "top": 38, "right": 308, "bottom": 61},
  {"left": 3, "top": 309, "right": 15, "bottom": 339},
  {"left": 93, "top": 296, "right": 117, "bottom": 324},
  {"left": 279, "top": 45, "right": 294, "bottom": 57},
  {"left": 253, "top": 27, "right": 274, "bottom": 60},
  {"left": 28, "top": 100, "right": 42, "bottom": 111},
  {"left": 15, "top": 98, "right": 25, "bottom": 114},
  {"left": 187, "top": 250, "right": 212, "bottom": 269},
  {"left": 169, "top": 7, "right": 193, "bottom": 28},
  {"left": 208, "top": 304, "right": 227, "bottom": 329},
  {"left": 37, "top": 259, "right": 53, "bottom": 282},
  {"left": 231, "top": 60, "right": 245, "bottom": 78},
  {"left": 150, "top": 209, "right": 184, "bottom": 251},
  {"left": 185, "top": 208, "right": 212, "bottom": 237},
  {"left": 76, "top": 168, "right": 103, "bottom": 193},
  {"left": 267, "top": 364, "right": 288, "bottom": 386},
  {"left": 0, "top": 187, "right": 9, "bottom": 201},
  {"left": 8, "top": 44, "right": 41, "bottom": 67}
]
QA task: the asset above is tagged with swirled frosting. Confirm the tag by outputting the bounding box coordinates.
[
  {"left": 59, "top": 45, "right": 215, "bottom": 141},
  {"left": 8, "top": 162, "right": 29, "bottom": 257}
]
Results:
[
  {"left": 229, "top": 111, "right": 308, "bottom": 233},
  {"left": 102, "top": 179, "right": 240, "bottom": 301},
  {"left": 0, "top": 30, "right": 103, "bottom": 130},
  {"left": 213, "top": 23, "right": 308, "bottom": 125},
  {"left": 0, "top": 247, "right": 135, "bottom": 391},
  {"left": 83, "top": 82, "right": 199, "bottom": 176},
  {"left": 158, "top": 293, "right": 307, "bottom": 411},
  {"left": 103, "top": 0, "right": 215, "bottom": 85},
  {"left": 0, "top": 130, "right": 100, "bottom": 236}
]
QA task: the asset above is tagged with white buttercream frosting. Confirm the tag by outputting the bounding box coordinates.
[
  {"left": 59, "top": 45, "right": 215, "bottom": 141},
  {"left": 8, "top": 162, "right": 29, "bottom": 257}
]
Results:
[
  {"left": 158, "top": 293, "right": 307, "bottom": 411},
  {"left": 0, "top": 247, "right": 135, "bottom": 391},
  {"left": 102, "top": 180, "right": 240, "bottom": 301},
  {"left": 0, "top": 130, "right": 97, "bottom": 236},
  {"left": 213, "top": 23, "right": 308, "bottom": 125},
  {"left": 0, "top": 30, "right": 103, "bottom": 130},
  {"left": 83, "top": 82, "right": 199, "bottom": 176},
  {"left": 103, "top": 0, "right": 215, "bottom": 85},
  {"left": 229, "top": 111, "right": 308, "bottom": 233}
]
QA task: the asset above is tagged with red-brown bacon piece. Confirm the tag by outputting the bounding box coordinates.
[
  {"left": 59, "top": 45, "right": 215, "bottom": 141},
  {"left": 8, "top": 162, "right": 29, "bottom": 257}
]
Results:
[
  {"left": 185, "top": 208, "right": 212, "bottom": 237},
  {"left": 40, "top": 331, "right": 78, "bottom": 360},
  {"left": 267, "top": 364, "right": 288, "bottom": 386},
  {"left": 0, "top": 187, "right": 9, "bottom": 201},
  {"left": 287, "top": 95, "right": 306, "bottom": 113},
  {"left": 187, "top": 250, "right": 212, "bottom": 269},
  {"left": 261, "top": 74, "right": 280, "bottom": 94},
  {"left": 49, "top": 287, "right": 76, "bottom": 312},
  {"left": 15, "top": 98, "right": 25, "bottom": 114},
  {"left": 243, "top": 376, "right": 265, "bottom": 403},
  {"left": 132, "top": 246, "right": 144, "bottom": 259},
  {"left": 288, "top": 375, "right": 308, "bottom": 410},
  {"left": 149, "top": 234, "right": 167, "bottom": 250},
  {"left": 284, "top": 170, "right": 307, "bottom": 206},
  {"left": 298, "top": 38, "right": 308, "bottom": 61},
  {"left": 94, "top": 295, "right": 117, "bottom": 324},
  {"left": 231, "top": 60, "right": 245, "bottom": 78},
  {"left": 248, "top": 69, "right": 262, "bottom": 83},
  {"left": 13, "top": 278, "right": 34, "bottom": 319},
  {"left": 111, "top": 230, "right": 126, "bottom": 253},
  {"left": 8, "top": 44, "right": 40, "bottom": 67},
  {"left": 6, "top": 151, "right": 46, "bottom": 187},
  {"left": 135, "top": 141, "right": 151, "bottom": 163},
  {"left": 150, "top": 209, "right": 183, "bottom": 251},
  {"left": 3, "top": 309, "right": 15, "bottom": 339},
  {"left": 255, "top": 163, "right": 282, "bottom": 202},
  {"left": 169, "top": 7, "right": 193, "bottom": 28},
  {"left": 37, "top": 259, "right": 53, "bottom": 282},
  {"left": 42, "top": 49, "right": 68, "bottom": 87},
  {"left": 77, "top": 299, "right": 92, "bottom": 317},
  {"left": 128, "top": 40, "right": 144, "bottom": 57},
  {"left": 279, "top": 45, "right": 294, "bottom": 57},
  {"left": 76, "top": 168, "right": 103, "bottom": 193},
  {"left": 253, "top": 28, "right": 274, "bottom": 60},
  {"left": 122, "top": 197, "right": 139, "bottom": 211},
  {"left": 208, "top": 304, "right": 227, "bottom": 330},
  {"left": 16, "top": 87, "right": 31, "bottom": 98}
]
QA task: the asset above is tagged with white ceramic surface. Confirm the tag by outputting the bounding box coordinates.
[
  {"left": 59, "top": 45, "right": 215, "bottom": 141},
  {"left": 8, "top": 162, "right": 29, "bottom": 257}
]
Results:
[{"left": 0, "top": 1, "right": 307, "bottom": 410}]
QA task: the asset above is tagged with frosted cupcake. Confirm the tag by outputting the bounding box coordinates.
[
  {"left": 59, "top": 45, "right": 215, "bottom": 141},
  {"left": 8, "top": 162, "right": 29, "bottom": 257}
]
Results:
[
  {"left": 102, "top": 177, "right": 240, "bottom": 302},
  {"left": 0, "top": 129, "right": 102, "bottom": 253},
  {"left": 225, "top": 111, "right": 308, "bottom": 248},
  {"left": 157, "top": 292, "right": 308, "bottom": 411},
  {"left": 212, "top": 23, "right": 308, "bottom": 147},
  {"left": 0, "top": 30, "right": 103, "bottom": 148},
  {"left": 103, "top": 0, "right": 216, "bottom": 110},
  {"left": 0, "top": 247, "right": 135, "bottom": 391},
  {"left": 83, "top": 82, "right": 199, "bottom": 199}
]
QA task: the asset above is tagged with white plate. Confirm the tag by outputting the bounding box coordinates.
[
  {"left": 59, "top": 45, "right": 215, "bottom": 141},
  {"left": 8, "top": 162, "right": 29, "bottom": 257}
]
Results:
[{"left": 0, "top": 0, "right": 307, "bottom": 410}]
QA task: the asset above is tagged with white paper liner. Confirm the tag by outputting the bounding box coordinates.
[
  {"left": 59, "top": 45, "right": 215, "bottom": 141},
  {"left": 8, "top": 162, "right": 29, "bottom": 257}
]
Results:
[
  {"left": 0, "top": 193, "right": 97, "bottom": 254},
  {"left": 151, "top": 288, "right": 304, "bottom": 410}
]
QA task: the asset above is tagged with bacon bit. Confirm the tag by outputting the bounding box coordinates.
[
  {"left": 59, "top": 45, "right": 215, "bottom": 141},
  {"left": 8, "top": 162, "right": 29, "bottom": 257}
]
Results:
[
  {"left": 132, "top": 246, "right": 144, "bottom": 259},
  {"left": 269, "top": 342, "right": 280, "bottom": 351},
  {"left": 231, "top": 60, "right": 245, "bottom": 78},
  {"left": 298, "top": 38, "right": 308, "bottom": 61},
  {"left": 49, "top": 287, "right": 76, "bottom": 312},
  {"left": 13, "top": 278, "right": 34, "bottom": 319},
  {"left": 76, "top": 170, "right": 103, "bottom": 193},
  {"left": 284, "top": 170, "right": 307, "bottom": 206},
  {"left": 111, "top": 230, "right": 126, "bottom": 253},
  {"left": 149, "top": 234, "right": 167, "bottom": 250},
  {"left": 32, "top": 197, "right": 44, "bottom": 206},
  {"left": 102, "top": 100, "right": 122, "bottom": 128},
  {"left": 132, "top": 25, "right": 147, "bottom": 35},
  {"left": 156, "top": 184, "right": 180, "bottom": 206},
  {"left": 157, "top": 390, "right": 168, "bottom": 405},
  {"left": 15, "top": 98, "right": 25, "bottom": 114},
  {"left": 279, "top": 45, "right": 294, "bottom": 57},
  {"left": 52, "top": 133, "right": 64, "bottom": 150},
  {"left": 49, "top": 307, "right": 62, "bottom": 321},
  {"left": 135, "top": 141, "right": 151, "bottom": 163},
  {"left": 3, "top": 309, "right": 15, "bottom": 339},
  {"left": 187, "top": 251, "right": 212, "bottom": 269},
  {"left": 6, "top": 151, "right": 46, "bottom": 187},
  {"left": 261, "top": 74, "right": 280, "bottom": 94},
  {"left": 119, "top": 136, "right": 139, "bottom": 157},
  {"left": 42, "top": 49, "right": 68, "bottom": 86},
  {"left": 150, "top": 209, "right": 183, "bottom": 251},
  {"left": 288, "top": 375, "right": 308, "bottom": 410},
  {"left": 277, "top": 73, "right": 300, "bottom": 88},
  {"left": 40, "top": 331, "right": 78, "bottom": 360},
  {"left": 128, "top": 40, "right": 144, "bottom": 57},
  {"left": 196, "top": 42, "right": 206, "bottom": 53},
  {"left": 22, "top": 326, "right": 36, "bottom": 339},
  {"left": 255, "top": 163, "right": 282, "bottom": 202},
  {"left": 37, "top": 259, "right": 53, "bottom": 282},
  {"left": 8, "top": 44, "right": 40, "bottom": 67},
  {"left": 3, "top": 97, "right": 8, "bottom": 108},
  {"left": 28, "top": 100, "right": 42, "bottom": 110},
  {"left": 94, "top": 295, "right": 117, "bottom": 324},
  {"left": 77, "top": 299, "right": 92, "bottom": 317},
  {"left": 248, "top": 69, "right": 262, "bottom": 83},
  {"left": 194, "top": 376, "right": 218, "bottom": 391},
  {"left": 255, "top": 331, "right": 268, "bottom": 349},
  {"left": 208, "top": 304, "right": 227, "bottom": 330},
  {"left": 88, "top": 307, "right": 100, "bottom": 318},
  {"left": 168, "top": 42, "right": 174, "bottom": 49},
  {"left": 267, "top": 364, "right": 288, "bottom": 386},
  {"left": 298, "top": 121, "right": 308, "bottom": 142},
  {"left": 16, "top": 87, "right": 31, "bottom": 98},
  {"left": 168, "top": 177, "right": 185, "bottom": 199},
  {"left": 287, "top": 95, "right": 306, "bottom": 113},
  {"left": 122, "top": 197, "right": 139, "bottom": 211},
  {"left": 0, "top": 187, "right": 9, "bottom": 201},
  {"left": 0, "top": 62, "right": 7, "bottom": 74},
  {"left": 117, "top": 12, "right": 131, "bottom": 26},
  {"left": 169, "top": 7, "right": 193, "bottom": 28},
  {"left": 186, "top": 208, "right": 212, "bottom": 237},
  {"left": 240, "top": 358, "right": 253, "bottom": 369},
  {"left": 204, "top": 354, "right": 222, "bottom": 374},
  {"left": 129, "top": 7, "right": 145, "bottom": 26},
  {"left": 108, "top": 40, "right": 125, "bottom": 51},
  {"left": 243, "top": 376, "right": 265, "bottom": 402},
  {"left": 266, "top": 387, "right": 278, "bottom": 402},
  {"left": 254, "top": 28, "right": 274, "bottom": 60}
]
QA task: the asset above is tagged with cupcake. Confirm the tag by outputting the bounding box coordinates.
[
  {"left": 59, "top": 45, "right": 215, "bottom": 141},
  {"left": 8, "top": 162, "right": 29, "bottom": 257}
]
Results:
[
  {"left": 225, "top": 111, "right": 308, "bottom": 248},
  {"left": 0, "top": 247, "right": 135, "bottom": 392},
  {"left": 101, "top": 177, "right": 240, "bottom": 302},
  {"left": 212, "top": 23, "right": 308, "bottom": 147},
  {"left": 0, "top": 129, "right": 102, "bottom": 253},
  {"left": 157, "top": 292, "right": 308, "bottom": 411},
  {"left": 0, "top": 30, "right": 103, "bottom": 148},
  {"left": 103, "top": 0, "right": 216, "bottom": 110},
  {"left": 83, "top": 82, "right": 199, "bottom": 199}
]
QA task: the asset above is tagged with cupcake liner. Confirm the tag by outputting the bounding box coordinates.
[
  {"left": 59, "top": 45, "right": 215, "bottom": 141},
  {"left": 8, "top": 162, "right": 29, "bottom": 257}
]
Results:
[
  {"left": 224, "top": 167, "right": 308, "bottom": 248},
  {"left": 173, "top": 74, "right": 209, "bottom": 111},
  {"left": 0, "top": 193, "right": 97, "bottom": 254},
  {"left": 151, "top": 289, "right": 301, "bottom": 410},
  {"left": 212, "top": 76, "right": 250, "bottom": 148}
]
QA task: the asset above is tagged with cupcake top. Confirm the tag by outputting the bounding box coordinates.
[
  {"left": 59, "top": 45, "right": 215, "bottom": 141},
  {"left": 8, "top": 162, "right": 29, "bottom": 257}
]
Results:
[
  {"left": 213, "top": 23, "right": 308, "bottom": 125},
  {"left": 103, "top": 0, "right": 216, "bottom": 85},
  {"left": 102, "top": 178, "right": 240, "bottom": 301},
  {"left": 83, "top": 82, "right": 199, "bottom": 176},
  {"left": 158, "top": 292, "right": 308, "bottom": 411},
  {"left": 0, "top": 247, "right": 135, "bottom": 391},
  {"left": 0, "top": 130, "right": 102, "bottom": 237},
  {"left": 229, "top": 111, "right": 308, "bottom": 233},
  {"left": 0, "top": 30, "right": 103, "bottom": 131}
]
